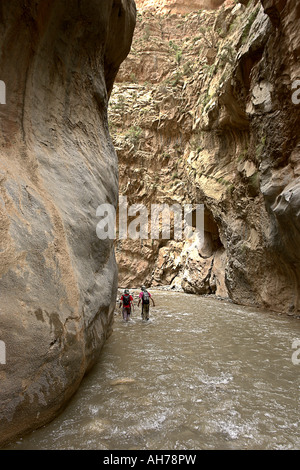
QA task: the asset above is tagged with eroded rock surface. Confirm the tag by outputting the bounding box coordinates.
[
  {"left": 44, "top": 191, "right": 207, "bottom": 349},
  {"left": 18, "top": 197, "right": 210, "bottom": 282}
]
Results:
[
  {"left": 0, "top": 0, "right": 136, "bottom": 446},
  {"left": 135, "top": 0, "right": 230, "bottom": 15}
]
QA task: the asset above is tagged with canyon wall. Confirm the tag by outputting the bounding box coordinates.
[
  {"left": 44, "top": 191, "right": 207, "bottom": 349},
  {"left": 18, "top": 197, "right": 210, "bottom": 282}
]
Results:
[
  {"left": 135, "top": 0, "right": 229, "bottom": 15},
  {"left": 110, "top": 0, "right": 300, "bottom": 314},
  {"left": 0, "top": 0, "right": 136, "bottom": 446}
]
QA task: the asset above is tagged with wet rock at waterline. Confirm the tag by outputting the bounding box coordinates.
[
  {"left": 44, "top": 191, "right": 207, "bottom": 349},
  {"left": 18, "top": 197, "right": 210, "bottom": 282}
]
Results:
[{"left": 0, "top": 0, "right": 136, "bottom": 447}]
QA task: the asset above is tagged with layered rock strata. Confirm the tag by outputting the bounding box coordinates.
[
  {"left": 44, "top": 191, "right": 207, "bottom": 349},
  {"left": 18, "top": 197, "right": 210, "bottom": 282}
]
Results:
[
  {"left": 135, "top": 0, "right": 229, "bottom": 15},
  {"left": 0, "top": 0, "right": 136, "bottom": 446},
  {"left": 109, "top": 0, "right": 300, "bottom": 314}
]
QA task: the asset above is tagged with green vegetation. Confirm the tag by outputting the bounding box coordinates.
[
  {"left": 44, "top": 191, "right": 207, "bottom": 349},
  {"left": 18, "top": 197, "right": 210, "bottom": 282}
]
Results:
[
  {"left": 241, "top": 7, "right": 260, "bottom": 44},
  {"left": 111, "top": 94, "right": 126, "bottom": 112},
  {"left": 255, "top": 135, "right": 266, "bottom": 161},
  {"left": 169, "top": 40, "right": 183, "bottom": 65},
  {"left": 198, "top": 26, "right": 219, "bottom": 50},
  {"left": 198, "top": 170, "right": 235, "bottom": 192},
  {"left": 130, "top": 73, "right": 138, "bottom": 83},
  {"left": 166, "top": 70, "right": 183, "bottom": 87},
  {"left": 126, "top": 125, "right": 143, "bottom": 147},
  {"left": 200, "top": 89, "right": 216, "bottom": 110},
  {"left": 219, "top": 45, "right": 236, "bottom": 67}
]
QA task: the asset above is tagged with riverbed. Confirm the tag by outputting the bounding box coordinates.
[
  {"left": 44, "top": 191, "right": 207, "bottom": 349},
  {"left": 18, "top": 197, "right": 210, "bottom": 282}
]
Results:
[{"left": 6, "top": 290, "right": 300, "bottom": 450}]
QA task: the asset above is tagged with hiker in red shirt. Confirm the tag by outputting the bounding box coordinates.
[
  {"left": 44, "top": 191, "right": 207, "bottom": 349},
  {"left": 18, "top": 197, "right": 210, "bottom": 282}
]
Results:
[{"left": 119, "top": 289, "right": 134, "bottom": 322}]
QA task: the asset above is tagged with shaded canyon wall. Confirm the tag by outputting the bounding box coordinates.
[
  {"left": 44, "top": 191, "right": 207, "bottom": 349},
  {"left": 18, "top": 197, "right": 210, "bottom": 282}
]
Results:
[
  {"left": 109, "top": 0, "right": 300, "bottom": 315},
  {"left": 0, "top": 0, "right": 136, "bottom": 446}
]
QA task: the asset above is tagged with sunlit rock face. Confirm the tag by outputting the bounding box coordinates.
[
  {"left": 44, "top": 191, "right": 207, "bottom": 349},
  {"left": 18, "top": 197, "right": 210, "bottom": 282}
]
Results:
[
  {"left": 110, "top": 0, "right": 300, "bottom": 315},
  {"left": 0, "top": 0, "right": 136, "bottom": 446},
  {"left": 135, "top": 0, "right": 231, "bottom": 14}
]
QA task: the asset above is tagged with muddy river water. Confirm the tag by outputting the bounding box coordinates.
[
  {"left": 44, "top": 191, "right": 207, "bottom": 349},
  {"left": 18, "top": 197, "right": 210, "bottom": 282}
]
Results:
[{"left": 7, "top": 290, "right": 300, "bottom": 450}]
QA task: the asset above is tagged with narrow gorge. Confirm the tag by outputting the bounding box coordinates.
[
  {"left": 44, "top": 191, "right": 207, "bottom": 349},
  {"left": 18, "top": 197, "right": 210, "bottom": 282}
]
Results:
[
  {"left": 0, "top": 0, "right": 299, "bottom": 449},
  {"left": 110, "top": 0, "right": 300, "bottom": 315}
]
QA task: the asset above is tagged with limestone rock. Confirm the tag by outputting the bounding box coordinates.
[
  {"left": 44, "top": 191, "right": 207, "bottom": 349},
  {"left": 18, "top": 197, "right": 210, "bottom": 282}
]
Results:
[{"left": 0, "top": 0, "right": 136, "bottom": 447}]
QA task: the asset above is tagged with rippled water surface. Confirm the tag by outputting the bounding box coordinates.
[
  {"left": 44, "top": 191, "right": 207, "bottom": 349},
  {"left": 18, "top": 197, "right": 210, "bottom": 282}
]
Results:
[{"left": 7, "top": 291, "right": 300, "bottom": 450}]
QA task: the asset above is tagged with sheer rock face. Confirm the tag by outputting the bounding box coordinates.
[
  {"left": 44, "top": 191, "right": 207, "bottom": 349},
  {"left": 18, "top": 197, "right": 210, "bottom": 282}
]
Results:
[
  {"left": 0, "top": 0, "right": 136, "bottom": 446},
  {"left": 110, "top": 0, "right": 300, "bottom": 314},
  {"left": 135, "top": 0, "right": 231, "bottom": 15},
  {"left": 256, "top": 0, "right": 300, "bottom": 312}
]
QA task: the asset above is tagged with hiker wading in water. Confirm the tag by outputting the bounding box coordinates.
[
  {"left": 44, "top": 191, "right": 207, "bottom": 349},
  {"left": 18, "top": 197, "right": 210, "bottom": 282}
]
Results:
[
  {"left": 138, "top": 286, "right": 155, "bottom": 321},
  {"left": 119, "top": 289, "right": 134, "bottom": 322}
]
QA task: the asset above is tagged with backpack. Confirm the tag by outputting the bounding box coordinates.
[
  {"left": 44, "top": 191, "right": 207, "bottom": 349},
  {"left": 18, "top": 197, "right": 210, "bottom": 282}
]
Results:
[
  {"left": 123, "top": 294, "right": 131, "bottom": 307},
  {"left": 142, "top": 291, "right": 150, "bottom": 304}
]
